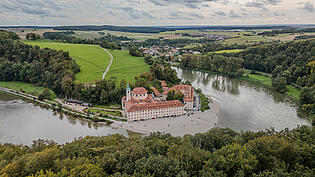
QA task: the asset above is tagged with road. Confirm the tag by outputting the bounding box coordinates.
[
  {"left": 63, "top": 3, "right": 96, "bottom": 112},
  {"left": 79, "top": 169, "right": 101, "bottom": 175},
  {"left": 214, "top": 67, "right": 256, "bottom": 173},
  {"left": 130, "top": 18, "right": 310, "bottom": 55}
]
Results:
[{"left": 101, "top": 47, "right": 114, "bottom": 80}]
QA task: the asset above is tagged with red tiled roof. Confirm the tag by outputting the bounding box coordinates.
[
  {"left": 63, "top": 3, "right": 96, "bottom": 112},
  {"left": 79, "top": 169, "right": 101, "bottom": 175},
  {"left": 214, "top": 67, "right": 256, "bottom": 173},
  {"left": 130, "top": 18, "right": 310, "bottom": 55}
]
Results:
[
  {"left": 161, "top": 85, "right": 194, "bottom": 102},
  {"left": 131, "top": 94, "right": 154, "bottom": 103},
  {"left": 160, "top": 81, "right": 167, "bottom": 87},
  {"left": 132, "top": 87, "right": 147, "bottom": 94},
  {"left": 126, "top": 100, "right": 184, "bottom": 112}
]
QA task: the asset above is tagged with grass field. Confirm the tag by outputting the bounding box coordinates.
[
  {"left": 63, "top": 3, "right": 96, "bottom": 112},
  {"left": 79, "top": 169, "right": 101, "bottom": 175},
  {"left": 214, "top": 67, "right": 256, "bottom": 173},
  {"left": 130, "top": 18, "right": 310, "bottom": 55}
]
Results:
[
  {"left": 24, "top": 40, "right": 111, "bottom": 83},
  {"left": 85, "top": 108, "right": 123, "bottom": 117},
  {"left": 242, "top": 70, "right": 301, "bottom": 99},
  {"left": 211, "top": 49, "right": 244, "bottom": 54},
  {"left": 0, "top": 81, "right": 56, "bottom": 99},
  {"left": 242, "top": 70, "right": 272, "bottom": 86},
  {"left": 106, "top": 50, "right": 149, "bottom": 82},
  {"left": 287, "top": 85, "right": 301, "bottom": 100}
]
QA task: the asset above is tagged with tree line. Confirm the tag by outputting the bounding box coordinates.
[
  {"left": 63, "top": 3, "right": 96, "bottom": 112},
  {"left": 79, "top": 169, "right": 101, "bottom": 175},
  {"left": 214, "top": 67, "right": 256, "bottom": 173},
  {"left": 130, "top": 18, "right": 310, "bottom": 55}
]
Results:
[
  {"left": 42, "top": 32, "right": 122, "bottom": 50},
  {"left": 258, "top": 28, "right": 315, "bottom": 36},
  {"left": 180, "top": 54, "right": 244, "bottom": 77},
  {"left": 232, "top": 39, "right": 314, "bottom": 90},
  {"left": 0, "top": 126, "right": 313, "bottom": 176}
]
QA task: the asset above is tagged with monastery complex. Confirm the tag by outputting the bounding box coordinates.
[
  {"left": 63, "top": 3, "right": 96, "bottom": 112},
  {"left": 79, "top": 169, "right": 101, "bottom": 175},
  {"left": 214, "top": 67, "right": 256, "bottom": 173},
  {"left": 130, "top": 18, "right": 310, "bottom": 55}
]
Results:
[{"left": 122, "top": 81, "right": 195, "bottom": 121}]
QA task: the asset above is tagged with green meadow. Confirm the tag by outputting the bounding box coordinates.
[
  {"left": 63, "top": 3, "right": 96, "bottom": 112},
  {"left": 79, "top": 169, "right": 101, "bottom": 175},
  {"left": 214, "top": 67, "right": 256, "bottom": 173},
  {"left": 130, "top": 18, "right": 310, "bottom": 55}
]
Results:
[
  {"left": 106, "top": 50, "right": 149, "bottom": 82},
  {"left": 211, "top": 49, "right": 244, "bottom": 54},
  {"left": 242, "top": 70, "right": 301, "bottom": 99},
  {"left": 24, "top": 40, "right": 111, "bottom": 83},
  {"left": 242, "top": 70, "right": 272, "bottom": 86},
  {"left": 0, "top": 81, "right": 56, "bottom": 99}
]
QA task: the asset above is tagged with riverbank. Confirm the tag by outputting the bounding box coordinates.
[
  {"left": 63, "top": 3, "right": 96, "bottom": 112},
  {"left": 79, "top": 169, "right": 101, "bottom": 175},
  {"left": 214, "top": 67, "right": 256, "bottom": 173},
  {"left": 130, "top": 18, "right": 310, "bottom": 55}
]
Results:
[
  {"left": 0, "top": 86, "right": 122, "bottom": 124},
  {"left": 173, "top": 66, "right": 301, "bottom": 100},
  {"left": 241, "top": 70, "right": 301, "bottom": 100},
  {"left": 111, "top": 98, "right": 220, "bottom": 137}
]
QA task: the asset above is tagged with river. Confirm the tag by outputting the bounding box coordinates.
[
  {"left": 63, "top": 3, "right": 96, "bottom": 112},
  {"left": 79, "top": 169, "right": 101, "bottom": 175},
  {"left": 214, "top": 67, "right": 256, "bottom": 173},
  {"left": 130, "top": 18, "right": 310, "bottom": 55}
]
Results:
[
  {"left": 0, "top": 92, "right": 128, "bottom": 145},
  {"left": 0, "top": 68, "right": 311, "bottom": 145},
  {"left": 173, "top": 67, "right": 310, "bottom": 132}
]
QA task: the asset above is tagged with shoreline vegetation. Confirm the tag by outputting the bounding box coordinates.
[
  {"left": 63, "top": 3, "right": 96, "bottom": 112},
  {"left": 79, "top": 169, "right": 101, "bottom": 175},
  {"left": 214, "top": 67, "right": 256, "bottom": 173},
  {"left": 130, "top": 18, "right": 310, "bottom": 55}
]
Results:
[
  {"left": 0, "top": 86, "right": 117, "bottom": 125},
  {"left": 195, "top": 89, "right": 211, "bottom": 112},
  {"left": 1, "top": 125, "right": 313, "bottom": 177},
  {"left": 0, "top": 81, "right": 57, "bottom": 100},
  {"left": 176, "top": 66, "right": 301, "bottom": 100},
  {"left": 241, "top": 70, "right": 301, "bottom": 100}
]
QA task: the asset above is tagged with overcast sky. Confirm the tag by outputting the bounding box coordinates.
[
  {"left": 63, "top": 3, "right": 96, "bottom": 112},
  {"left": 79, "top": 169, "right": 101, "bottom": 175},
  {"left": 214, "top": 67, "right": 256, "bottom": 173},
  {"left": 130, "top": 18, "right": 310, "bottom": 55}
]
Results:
[{"left": 0, "top": 0, "right": 314, "bottom": 26}]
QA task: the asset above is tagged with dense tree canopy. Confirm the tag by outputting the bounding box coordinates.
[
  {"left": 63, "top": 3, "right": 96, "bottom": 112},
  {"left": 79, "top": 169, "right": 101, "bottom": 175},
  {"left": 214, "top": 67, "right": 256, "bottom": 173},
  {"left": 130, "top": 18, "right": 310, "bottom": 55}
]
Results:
[
  {"left": 0, "top": 126, "right": 313, "bottom": 177},
  {"left": 180, "top": 54, "right": 244, "bottom": 77},
  {"left": 0, "top": 34, "right": 79, "bottom": 96},
  {"left": 234, "top": 39, "right": 315, "bottom": 88}
]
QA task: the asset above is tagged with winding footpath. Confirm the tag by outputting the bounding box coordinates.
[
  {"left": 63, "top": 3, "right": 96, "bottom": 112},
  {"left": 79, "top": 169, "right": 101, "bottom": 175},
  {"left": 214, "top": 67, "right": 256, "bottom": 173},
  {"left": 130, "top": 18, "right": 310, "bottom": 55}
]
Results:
[{"left": 101, "top": 47, "right": 114, "bottom": 80}]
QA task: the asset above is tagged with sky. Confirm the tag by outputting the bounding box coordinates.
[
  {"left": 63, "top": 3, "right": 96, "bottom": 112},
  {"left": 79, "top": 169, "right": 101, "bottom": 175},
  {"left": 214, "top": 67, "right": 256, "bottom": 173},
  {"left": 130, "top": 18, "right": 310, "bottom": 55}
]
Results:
[{"left": 0, "top": 0, "right": 314, "bottom": 26}]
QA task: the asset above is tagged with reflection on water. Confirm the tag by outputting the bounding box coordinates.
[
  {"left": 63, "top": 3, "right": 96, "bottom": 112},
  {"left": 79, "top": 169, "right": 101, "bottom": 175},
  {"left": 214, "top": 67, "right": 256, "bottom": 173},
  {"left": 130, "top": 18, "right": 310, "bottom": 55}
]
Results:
[
  {"left": 174, "top": 67, "right": 310, "bottom": 132},
  {"left": 0, "top": 92, "right": 128, "bottom": 145}
]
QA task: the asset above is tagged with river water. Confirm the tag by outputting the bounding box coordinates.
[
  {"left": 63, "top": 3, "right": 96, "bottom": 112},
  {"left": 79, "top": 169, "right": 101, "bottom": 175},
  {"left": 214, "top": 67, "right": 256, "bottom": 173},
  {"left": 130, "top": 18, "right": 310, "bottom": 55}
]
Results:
[
  {"left": 0, "top": 92, "right": 127, "bottom": 145},
  {"left": 0, "top": 68, "right": 311, "bottom": 144},
  {"left": 173, "top": 67, "right": 310, "bottom": 132}
]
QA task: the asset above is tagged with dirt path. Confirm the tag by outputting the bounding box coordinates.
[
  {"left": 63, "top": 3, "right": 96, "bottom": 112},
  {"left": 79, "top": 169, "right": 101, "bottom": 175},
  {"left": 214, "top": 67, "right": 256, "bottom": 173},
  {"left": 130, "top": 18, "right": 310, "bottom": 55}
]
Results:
[{"left": 101, "top": 47, "right": 113, "bottom": 80}]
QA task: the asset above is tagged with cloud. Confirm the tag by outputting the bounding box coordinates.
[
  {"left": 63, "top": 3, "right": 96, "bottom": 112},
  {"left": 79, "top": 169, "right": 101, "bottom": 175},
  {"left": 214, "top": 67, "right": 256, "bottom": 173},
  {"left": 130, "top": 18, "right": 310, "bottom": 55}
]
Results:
[
  {"left": 147, "top": 0, "right": 220, "bottom": 9},
  {"left": 168, "top": 11, "right": 205, "bottom": 20},
  {"left": 300, "top": 1, "right": 314, "bottom": 12},
  {"left": 0, "top": 0, "right": 313, "bottom": 26},
  {"left": 245, "top": 0, "right": 282, "bottom": 11},
  {"left": 0, "top": 0, "right": 65, "bottom": 18},
  {"left": 214, "top": 11, "right": 226, "bottom": 16},
  {"left": 229, "top": 10, "right": 240, "bottom": 18}
]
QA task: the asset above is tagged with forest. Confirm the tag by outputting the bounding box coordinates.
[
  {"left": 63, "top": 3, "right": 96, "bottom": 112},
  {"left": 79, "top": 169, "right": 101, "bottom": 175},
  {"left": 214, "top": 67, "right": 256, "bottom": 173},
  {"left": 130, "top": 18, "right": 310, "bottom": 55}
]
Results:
[
  {"left": 42, "top": 32, "right": 122, "bottom": 50},
  {"left": 180, "top": 54, "right": 244, "bottom": 77},
  {"left": 50, "top": 25, "right": 291, "bottom": 33},
  {"left": 0, "top": 126, "right": 313, "bottom": 177},
  {"left": 191, "top": 42, "right": 249, "bottom": 53},
  {"left": 53, "top": 25, "right": 172, "bottom": 33},
  {"left": 0, "top": 31, "right": 80, "bottom": 97},
  {"left": 258, "top": 28, "right": 315, "bottom": 36},
  {"left": 233, "top": 39, "right": 315, "bottom": 89}
]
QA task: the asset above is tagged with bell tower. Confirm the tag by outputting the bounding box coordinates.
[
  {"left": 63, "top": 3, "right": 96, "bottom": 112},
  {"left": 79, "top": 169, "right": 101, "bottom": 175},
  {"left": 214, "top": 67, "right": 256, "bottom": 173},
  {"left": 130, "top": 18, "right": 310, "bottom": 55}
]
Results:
[{"left": 126, "top": 82, "right": 131, "bottom": 101}]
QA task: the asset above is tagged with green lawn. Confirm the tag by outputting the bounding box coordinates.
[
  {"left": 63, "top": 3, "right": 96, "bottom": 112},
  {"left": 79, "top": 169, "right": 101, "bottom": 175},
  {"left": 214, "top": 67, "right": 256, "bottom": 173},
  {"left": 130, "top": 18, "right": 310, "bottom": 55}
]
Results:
[
  {"left": 0, "top": 81, "right": 56, "bottom": 99},
  {"left": 242, "top": 70, "right": 301, "bottom": 99},
  {"left": 23, "top": 40, "right": 111, "bottom": 83},
  {"left": 287, "top": 85, "right": 301, "bottom": 100},
  {"left": 242, "top": 70, "right": 272, "bottom": 86},
  {"left": 85, "top": 108, "right": 123, "bottom": 117},
  {"left": 211, "top": 49, "right": 244, "bottom": 54},
  {"left": 106, "top": 50, "right": 150, "bottom": 82}
]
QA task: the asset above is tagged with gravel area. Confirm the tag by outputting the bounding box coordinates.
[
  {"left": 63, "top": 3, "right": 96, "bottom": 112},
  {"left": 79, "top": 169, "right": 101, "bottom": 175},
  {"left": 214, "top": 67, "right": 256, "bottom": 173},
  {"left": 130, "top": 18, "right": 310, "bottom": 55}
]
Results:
[{"left": 111, "top": 99, "right": 220, "bottom": 137}]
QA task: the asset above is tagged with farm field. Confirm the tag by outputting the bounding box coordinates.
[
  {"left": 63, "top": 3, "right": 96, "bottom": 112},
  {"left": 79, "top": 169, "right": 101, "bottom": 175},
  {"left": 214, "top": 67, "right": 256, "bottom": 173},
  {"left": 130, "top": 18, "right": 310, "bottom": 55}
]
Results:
[
  {"left": 106, "top": 50, "right": 149, "bottom": 82},
  {"left": 211, "top": 49, "right": 244, "bottom": 54},
  {"left": 23, "top": 40, "right": 111, "bottom": 83},
  {"left": 219, "top": 35, "right": 274, "bottom": 45},
  {"left": 0, "top": 81, "right": 56, "bottom": 99}
]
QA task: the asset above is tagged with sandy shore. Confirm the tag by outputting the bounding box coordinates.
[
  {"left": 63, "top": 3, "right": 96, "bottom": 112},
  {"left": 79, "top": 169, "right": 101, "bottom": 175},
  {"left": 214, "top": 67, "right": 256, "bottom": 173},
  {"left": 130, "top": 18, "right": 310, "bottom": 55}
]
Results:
[{"left": 111, "top": 98, "right": 220, "bottom": 137}]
